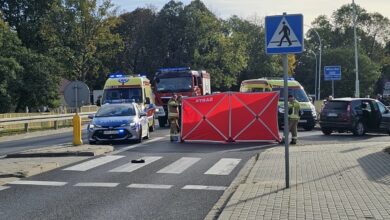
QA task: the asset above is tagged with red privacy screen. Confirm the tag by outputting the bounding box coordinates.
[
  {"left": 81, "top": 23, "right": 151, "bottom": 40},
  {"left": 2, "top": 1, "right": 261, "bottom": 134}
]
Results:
[{"left": 181, "top": 92, "right": 281, "bottom": 143}]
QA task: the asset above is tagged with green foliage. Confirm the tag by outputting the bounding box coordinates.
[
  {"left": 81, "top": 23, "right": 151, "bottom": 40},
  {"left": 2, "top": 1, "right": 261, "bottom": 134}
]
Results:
[
  {"left": 0, "top": 18, "right": 61, "bottom": 113},
  {"left": 305, "top": 3, "right": 389, "bottom": 98},
  {"left": 40, "top": 0, "right": 123, "bottom": 86}
]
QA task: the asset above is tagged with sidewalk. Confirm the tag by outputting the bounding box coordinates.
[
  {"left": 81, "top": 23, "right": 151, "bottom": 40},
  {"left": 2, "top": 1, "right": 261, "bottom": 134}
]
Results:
[
  {"left": 0, "top": 144, "right": 113, "bottom": 186},
  {"left": 218, "top": 142, "right": 390, "bottom": 220}
]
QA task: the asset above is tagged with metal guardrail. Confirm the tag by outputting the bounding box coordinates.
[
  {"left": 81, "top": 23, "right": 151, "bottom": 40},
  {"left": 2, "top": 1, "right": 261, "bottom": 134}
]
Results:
[{"left": 0, "top": 112, "right": 95, "bottom": 132}]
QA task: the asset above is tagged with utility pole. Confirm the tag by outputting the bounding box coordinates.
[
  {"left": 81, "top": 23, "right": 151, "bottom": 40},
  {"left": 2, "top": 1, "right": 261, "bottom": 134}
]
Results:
[{"left": 353, "top": 0, "right": 360, "bottom": 97}]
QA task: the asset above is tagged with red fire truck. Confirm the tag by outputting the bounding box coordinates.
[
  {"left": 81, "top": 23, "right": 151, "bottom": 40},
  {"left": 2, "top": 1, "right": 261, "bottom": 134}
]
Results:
[{"left": 153, "top": 67, "right": 211, "bottom": 127}]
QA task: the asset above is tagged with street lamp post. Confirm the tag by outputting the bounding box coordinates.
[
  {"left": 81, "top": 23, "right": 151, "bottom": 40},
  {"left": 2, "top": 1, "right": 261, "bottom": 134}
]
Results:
[
  {"left": 307, "top": 27, "right": 322, "bottom": 101},
  {"left": 309, "top": 51, "right": 318, "bottom": 100},
  {"left": 353, "top": 0, "right": 360, "bottom": 97}
]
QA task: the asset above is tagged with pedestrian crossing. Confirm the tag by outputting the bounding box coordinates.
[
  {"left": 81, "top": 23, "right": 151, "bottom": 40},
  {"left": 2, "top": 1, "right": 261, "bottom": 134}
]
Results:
[
  {"left": 2, "top": 156, "right": 244, "bottom": 192},
  {"left": 63, "top": 155, "right": 242, "bottom": 176}
]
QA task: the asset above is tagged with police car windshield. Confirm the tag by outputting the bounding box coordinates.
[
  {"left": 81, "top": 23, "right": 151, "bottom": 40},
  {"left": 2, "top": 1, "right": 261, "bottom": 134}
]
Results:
[
  {"left": 103, "top": 88, "right": 143, "bottom": 103},
  {"left": 95, "top": 105, "right": 136, "bottom": 117},
  {"left": 156, "top": 77, "right": 192, "bottom": 92},
  {"left": 272, "top": 88, "right": 310, "bottom": 102}
]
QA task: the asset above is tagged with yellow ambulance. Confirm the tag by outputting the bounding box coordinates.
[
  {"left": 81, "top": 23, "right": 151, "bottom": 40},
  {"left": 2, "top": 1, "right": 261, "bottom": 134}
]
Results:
[
  {"left": 239, "top": 78, "right": 317, "bottom": 131},
  {"left": 102, "top": 74, "right": 156, "bottom": 131},
  {"left": 239, "top": 79, "right": 272, "bottom": 92}
]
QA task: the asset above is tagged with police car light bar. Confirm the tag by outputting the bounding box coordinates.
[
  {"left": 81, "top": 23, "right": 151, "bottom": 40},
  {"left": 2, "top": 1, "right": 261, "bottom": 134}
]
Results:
[{"left": 158, "top": 67, "right": 190, "bottom": 72}]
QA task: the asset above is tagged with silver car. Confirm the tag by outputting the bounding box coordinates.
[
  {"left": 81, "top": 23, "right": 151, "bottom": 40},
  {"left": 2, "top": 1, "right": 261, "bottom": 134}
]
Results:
[{"left": 87, "top": 103, "right": 149, "bottom": 144}]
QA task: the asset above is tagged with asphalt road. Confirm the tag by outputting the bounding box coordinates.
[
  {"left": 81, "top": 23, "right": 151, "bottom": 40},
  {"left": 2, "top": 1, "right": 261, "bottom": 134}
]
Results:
[
  {"left": 0, "top": 128, "right": 276, "bottom": 220},
  {"left": 0, "top": 127, "right": 389, "bottom": 220}
]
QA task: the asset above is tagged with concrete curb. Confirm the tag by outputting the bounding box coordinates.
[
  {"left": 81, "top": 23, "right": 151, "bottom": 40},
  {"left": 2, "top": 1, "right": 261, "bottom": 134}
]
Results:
[
  {"left": 5, "top": 152, "right": 96, "bottom": 158},
  {"left": 0, "top": 144, "right": 114, "bottom": 186},
  {"left": 0, "top": 161, "right": 59, "bottom": 178}
]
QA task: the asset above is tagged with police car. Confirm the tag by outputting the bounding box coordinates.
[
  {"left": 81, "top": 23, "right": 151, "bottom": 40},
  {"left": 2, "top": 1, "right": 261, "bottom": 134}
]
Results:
[{"left": 87, "top": 103, "right": 149, "bottom": 144}]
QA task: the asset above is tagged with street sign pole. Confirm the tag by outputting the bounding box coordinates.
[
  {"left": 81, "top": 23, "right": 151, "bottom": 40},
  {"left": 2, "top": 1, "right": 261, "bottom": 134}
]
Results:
[
  {"left": 332, "top": 80, "right": 334, "bottom": 97},
  {"left": 282, "top": 54, "right": 290, "bottom": 189},
  {"left": 265, "top": 12, "right": 303, "bottom": 189}
]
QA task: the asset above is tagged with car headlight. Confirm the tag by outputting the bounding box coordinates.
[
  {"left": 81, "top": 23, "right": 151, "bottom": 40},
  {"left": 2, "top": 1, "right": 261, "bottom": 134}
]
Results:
[
  {"left": 278, "top": 107, "right": 285, "bottom": 113},
  {"left": 155, "top": 108, "right": 159, "bottom": 112},
  {"left": 310, "top": 105, "right": 317, "bottom": 116},
  {"left": 89, "top": 124, "right": 101, "bottom": 130},
  {"left": 130, "top": 122, "right": 137, "bottom": 130}
]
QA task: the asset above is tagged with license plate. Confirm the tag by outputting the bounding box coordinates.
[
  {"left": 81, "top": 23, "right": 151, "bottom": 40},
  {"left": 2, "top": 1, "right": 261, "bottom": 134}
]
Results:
[
  {"left": 299, "top": 120, "right": 307, "bottom": 123},
  {"left": 328, "top": 113, "right": 337, "bottom": 117},
  {"left": 103, "top": 130, "right": 119, "bottom": 135}
]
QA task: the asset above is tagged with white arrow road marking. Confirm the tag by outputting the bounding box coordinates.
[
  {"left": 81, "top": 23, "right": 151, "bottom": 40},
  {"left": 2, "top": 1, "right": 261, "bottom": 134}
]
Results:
[
  {"left": 182, "top": 185, "right": 227, "bottom": 191},
  {"left": 204, "top": 158, "right": 241, "bottom": 175},
  {"left": 157, "top": 157, "right": 201, "bottom": 174},
  {"left": 109, "top": 156, "right": 162, "bottom": 173},
  {"left": 74, "top": 182, "right": 119, "bottom": 187},
  {"left": 63, "top": 155, "right": 125, "bottom": 171},
  {"left": 127, "top": 184, "right": 173, "bottom": 189},
  {"left": 9, "top": 180, "right": 67, "bottom": 186}
]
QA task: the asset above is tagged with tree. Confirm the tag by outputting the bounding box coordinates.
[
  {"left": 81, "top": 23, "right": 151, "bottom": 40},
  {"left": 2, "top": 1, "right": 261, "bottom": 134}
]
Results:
[
  {"left": 296, "top": 48, "right": 380, "bottom": 98},
  {"left": 0, "top": 0, "right": 57, "bottom": 50},
  {"left": 114, "top": 8, "right": 156, "bottom": 75},
  {"left": 0, "top": 19, "right": 22, "bottom": 112},
  {"left": 40, "top": 0, "right": 123, "bottom": 85},
  {"left": 0, "top": 18, "right": 61, "bottom": 112}
]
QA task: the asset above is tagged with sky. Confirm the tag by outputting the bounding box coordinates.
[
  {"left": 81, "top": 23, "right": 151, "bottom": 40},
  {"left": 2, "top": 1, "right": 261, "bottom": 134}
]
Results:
[{"left": 111, "top": 0, "right": 390, "bottom": 26}]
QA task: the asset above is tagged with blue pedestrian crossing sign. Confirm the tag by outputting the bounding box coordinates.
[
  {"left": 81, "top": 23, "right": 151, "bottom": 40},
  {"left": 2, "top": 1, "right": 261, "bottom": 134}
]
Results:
[{"left": 265, "top": 14, "right": 304, "bottom": 54}]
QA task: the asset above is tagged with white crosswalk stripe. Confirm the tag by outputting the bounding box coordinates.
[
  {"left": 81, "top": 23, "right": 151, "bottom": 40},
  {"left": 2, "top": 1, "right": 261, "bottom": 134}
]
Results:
[
  {"left": 63, "top": 155, "right": 125, "bottom": 171},
  {"left": 74, "top": 182, "right": 119, "bottom": 187},
  {"left": 109, "top": 156, "right": 162, "bottom": 173},
  {"left": 157, "top": 157, "right": 201, "bottom": 174},
  {"left": 204, "top": 158, "right": 241, "bottom": 175},
  {"left": 182, "top": 185, "right": 227, "bottom": 191},
  {"left": 127, "top": 184, "right": 173, "bottom": 189},
  {"left": 9, "top": 180, "right": 67, "bottom": 186}
]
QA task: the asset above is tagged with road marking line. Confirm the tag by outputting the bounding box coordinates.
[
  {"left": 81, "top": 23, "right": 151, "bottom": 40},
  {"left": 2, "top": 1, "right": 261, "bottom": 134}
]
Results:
[
  {"left": 157, "top": 157, "right": 201, "bottom": 174},
  {"left": 113, "top": 137, "right": 166, "bottom": 154},
  {"left": 8, "top": 180, "right": 67, "bottom": 186},
  {"left": 63, "top": 155, "right": 124, "bottom": 171},
  {"left": 127, "top": 184, "right": 173, "bottom": 189},
  {"left": 0, "top": 186, "right": 10, "bottom": 191},
  {"left": 182, "top": 185, "right": 227, "bottom": 191},
  {"left": 109, "top": 156, "right": 162, "bottom": 173},
  {"left": 74, "top": 182, "right": 119, "bottom": 187},
  {"left": 204, "top": 158, "right": 241, "bottom": 175}
]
